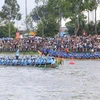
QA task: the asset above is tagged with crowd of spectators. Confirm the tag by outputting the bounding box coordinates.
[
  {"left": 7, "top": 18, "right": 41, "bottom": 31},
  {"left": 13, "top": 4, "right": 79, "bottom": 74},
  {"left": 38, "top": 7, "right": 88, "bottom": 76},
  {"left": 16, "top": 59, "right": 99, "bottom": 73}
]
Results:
[{"left": 0, "top": 34, "right": 100, "bottom": 53}]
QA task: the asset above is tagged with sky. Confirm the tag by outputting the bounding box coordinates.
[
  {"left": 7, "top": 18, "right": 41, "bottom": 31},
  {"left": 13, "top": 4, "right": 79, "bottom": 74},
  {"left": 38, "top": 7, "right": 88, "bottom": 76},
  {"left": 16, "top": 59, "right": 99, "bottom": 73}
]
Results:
[
  {"left": 0, "top": 0, "right": 36, "bottom": 17},
  {"left": 0, "top": 0, "right": 36, "bottom": 29}
]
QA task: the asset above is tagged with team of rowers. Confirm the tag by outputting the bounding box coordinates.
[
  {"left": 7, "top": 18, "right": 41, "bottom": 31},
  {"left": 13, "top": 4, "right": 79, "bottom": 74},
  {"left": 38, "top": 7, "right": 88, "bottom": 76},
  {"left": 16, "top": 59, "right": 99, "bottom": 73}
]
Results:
[{"left": 0, "top": 55, "right": 58, "bottom": 67}]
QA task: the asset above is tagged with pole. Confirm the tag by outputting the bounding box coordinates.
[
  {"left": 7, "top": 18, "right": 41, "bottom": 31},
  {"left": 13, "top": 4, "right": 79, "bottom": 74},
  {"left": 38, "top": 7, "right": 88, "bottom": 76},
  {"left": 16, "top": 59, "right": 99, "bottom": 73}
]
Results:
[
  {"left": 25, "top": 0, "right": 28, "bottom": 31},
  {"left": 8, "top": 8, "right": 11, "bottom": 38},
  {"left": 95, "top": 8, "right": 97, "bottom": 34},
  {"left": 59, "top": 8, "right": 61, "bottom": 37},
  {"left": 42, "top": 21, "right": 44, "bottom": 38},
  {"left": 88, "top": 10, "right": 89, "bottom": 24},
  {"left": 8, "top": 19, "right": 10, "bottom": 37}
]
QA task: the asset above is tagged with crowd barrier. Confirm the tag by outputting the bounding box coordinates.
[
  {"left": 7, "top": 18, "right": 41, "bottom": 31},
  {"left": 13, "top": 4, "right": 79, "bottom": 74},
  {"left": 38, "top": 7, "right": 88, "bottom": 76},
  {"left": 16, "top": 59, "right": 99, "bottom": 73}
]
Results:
[{"left": 41, "top": 48, "right": 100, "bottom": 59}]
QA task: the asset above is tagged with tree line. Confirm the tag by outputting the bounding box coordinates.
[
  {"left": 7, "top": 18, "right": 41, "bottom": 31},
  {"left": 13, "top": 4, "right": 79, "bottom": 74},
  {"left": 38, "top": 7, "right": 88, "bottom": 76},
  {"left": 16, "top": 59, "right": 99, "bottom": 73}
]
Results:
[
  {"left": 0, "top": 0, "right": 100, "bottom": 38},
  {"left": 0, "top": 0, "right": 21, "bottom": 38}
]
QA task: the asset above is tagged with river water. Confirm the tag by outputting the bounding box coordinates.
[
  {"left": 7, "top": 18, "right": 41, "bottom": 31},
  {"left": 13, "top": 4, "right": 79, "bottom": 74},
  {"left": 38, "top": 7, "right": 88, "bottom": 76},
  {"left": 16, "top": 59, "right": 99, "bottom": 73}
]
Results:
[{"left": 0, "top": 59, "right": 100, "bottom": 100}]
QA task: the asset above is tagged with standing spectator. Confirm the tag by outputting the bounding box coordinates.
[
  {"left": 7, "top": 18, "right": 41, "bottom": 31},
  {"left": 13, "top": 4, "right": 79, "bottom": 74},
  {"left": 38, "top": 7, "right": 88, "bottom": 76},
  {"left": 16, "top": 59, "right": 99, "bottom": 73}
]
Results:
[{"left": 16, "top": 49, "right": 19, "bottom": 59}]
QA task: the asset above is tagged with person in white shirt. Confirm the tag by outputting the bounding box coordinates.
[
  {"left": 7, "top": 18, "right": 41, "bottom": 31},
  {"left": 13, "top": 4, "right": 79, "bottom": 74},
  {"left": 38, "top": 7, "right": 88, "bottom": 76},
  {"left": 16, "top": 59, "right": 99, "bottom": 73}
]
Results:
[{"left": 16, "top": 49, "right": 19, "bottom": 59}]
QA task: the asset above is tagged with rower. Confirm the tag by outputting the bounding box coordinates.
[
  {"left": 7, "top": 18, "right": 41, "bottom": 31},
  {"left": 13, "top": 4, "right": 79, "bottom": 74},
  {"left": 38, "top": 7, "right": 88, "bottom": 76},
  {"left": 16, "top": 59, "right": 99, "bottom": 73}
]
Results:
[{"left": 51, "top": 58, "right": 56, "bottom": 68}]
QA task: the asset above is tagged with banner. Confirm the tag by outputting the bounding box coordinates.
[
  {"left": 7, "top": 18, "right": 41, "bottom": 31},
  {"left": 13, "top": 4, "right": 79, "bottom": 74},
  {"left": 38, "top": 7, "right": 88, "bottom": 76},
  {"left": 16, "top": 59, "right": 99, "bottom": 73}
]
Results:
[{"left": 16, "top": 32, "right": 20, "bottom": 39}]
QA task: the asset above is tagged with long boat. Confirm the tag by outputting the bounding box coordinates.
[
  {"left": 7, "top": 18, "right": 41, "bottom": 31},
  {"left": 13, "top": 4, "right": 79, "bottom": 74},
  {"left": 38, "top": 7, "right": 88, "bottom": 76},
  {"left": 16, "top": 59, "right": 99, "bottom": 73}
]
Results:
[
  {"left": 0, "top": 56, "right": 61, "bottom": 68},
  {"left": 41, "top": 48, "right": 100, "bottom": 59}
]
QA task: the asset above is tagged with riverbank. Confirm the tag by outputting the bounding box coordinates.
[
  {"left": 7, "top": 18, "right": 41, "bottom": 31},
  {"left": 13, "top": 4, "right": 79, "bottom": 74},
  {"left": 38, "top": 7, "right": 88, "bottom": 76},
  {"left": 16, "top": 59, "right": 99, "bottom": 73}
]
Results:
[{"left": 0, "top": 51, "right": 39, "bottom": 56}]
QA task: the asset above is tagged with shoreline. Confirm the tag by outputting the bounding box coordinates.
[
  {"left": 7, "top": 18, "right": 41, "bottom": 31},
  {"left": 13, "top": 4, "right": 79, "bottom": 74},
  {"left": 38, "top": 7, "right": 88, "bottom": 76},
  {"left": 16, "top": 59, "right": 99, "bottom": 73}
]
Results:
[
  {"left": 0, "top": 51, "right": 39, "bottom": 56},
  {"left": 0, "top": 52, "right": 100, "bottom": 60}
]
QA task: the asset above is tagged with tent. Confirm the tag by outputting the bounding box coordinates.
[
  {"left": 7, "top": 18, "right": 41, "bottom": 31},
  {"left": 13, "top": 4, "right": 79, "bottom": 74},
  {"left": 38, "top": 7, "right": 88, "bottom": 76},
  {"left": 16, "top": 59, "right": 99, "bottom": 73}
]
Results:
[{"left": 29, "top": 32, "right": 36, "bottom": 36}]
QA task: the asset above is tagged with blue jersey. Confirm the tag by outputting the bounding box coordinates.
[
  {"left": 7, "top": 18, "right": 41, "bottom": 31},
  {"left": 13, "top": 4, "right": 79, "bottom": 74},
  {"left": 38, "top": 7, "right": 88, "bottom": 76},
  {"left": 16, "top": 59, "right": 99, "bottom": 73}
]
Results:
[{"left": 16, "top": 50, "right": 19, "bottom": 56}]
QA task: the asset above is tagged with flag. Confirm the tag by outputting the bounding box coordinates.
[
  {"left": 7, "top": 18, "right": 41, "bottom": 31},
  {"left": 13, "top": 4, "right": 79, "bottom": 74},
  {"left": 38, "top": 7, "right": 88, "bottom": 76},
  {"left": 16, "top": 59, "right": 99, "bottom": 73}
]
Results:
[{"left": 16, "top": 32, "right": 20, "bottom": 39}]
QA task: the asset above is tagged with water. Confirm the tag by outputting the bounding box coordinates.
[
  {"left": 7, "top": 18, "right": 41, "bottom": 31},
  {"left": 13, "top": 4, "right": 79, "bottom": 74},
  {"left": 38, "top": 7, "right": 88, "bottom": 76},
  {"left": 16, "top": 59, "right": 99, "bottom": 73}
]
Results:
[{"left": 0, "top": 60, "right": 100, "bottom": 100}]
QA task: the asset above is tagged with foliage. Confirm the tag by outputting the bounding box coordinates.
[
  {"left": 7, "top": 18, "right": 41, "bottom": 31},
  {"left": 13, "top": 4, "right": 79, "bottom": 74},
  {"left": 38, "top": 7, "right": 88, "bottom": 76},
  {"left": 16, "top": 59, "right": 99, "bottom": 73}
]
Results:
[
  {"left": 66, "top": 20, "right": 100, "bottom": 36},
  {"left": 30, "top": 0, "right": 60, "bottom": 37},
  {"left": 0, "top": 0, "right": 99, "bottom": 37},
  {"left": 33, "top": 0, "right": 98, "bottom": 36},
  {"left": 36, "top": 18, "right": 59, "bottom": 37},
  {"left": 85, "top": 21, "right": 95, "bottom": 35},
  {"left": 65, "top": 22, "right": 74, "bottom": 35},
  {"left": 66, "top": 14, "right": 87, "bottom": 35},
  {"left": 0, "top": 22, "right": 17, "bottom": 38},
  {"left": 0, "top": 0, "right": 21, "bottom": 38},
  {"left": 0, "top": 0, "right": 21, "bottom": 21},
  {"left": 97, "top": 21, "right": 100, "bottom": 35}
]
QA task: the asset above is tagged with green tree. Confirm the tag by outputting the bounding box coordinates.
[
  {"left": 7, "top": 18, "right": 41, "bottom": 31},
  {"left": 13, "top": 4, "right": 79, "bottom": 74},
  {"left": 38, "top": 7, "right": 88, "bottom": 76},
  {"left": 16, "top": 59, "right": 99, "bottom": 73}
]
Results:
[
  {"left": 97, "top": 20, "right": 100, "bottom": 34},
  {"left": 0, "top": 0, "right": 21, "bottom": 37},
  {"left": 91, "top": 0, "right": 100, "bottom": 34},
  {"left": 30, "top": 0, "right": 60, "bottom": 37},
  {"left": 36, "top": 18, "right": 59, "bottom": 37},
  {"left": 47, "top": 0, "right": 97, "bottom": 35},
  {"left": 0, "top": 22, "right": 17, "bottom": 38},
  {"left": 67, "top": 0, "right": 93, "bottom": 35},
  {"left": 30, "top": 0, "right": 100, "bottom": 36},
  {"left": 85, "top": 21, "right": 95, "bottom": 35}
]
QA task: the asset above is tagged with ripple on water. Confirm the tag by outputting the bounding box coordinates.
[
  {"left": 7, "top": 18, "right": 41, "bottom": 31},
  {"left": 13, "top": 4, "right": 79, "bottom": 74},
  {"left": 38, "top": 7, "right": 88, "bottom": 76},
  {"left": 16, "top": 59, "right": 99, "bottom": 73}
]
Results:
[{"left": 0, "top": 60, "right": 100, "bottom": 100}]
